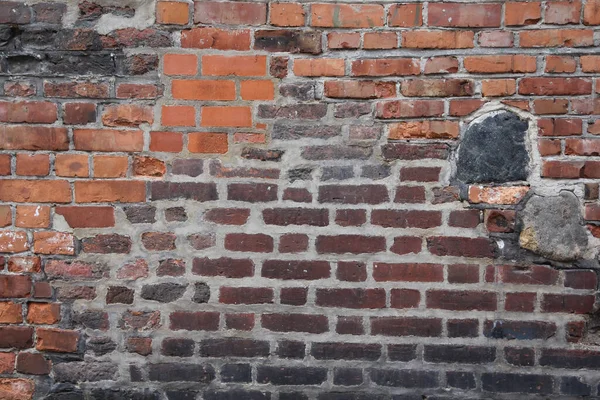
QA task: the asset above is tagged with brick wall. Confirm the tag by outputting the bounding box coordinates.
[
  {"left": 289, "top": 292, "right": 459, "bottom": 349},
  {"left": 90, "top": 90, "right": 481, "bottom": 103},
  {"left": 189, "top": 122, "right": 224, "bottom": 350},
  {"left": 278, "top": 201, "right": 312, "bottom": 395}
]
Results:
[{"left": 1, "top": 0, "right": 600, "bottom": 398}]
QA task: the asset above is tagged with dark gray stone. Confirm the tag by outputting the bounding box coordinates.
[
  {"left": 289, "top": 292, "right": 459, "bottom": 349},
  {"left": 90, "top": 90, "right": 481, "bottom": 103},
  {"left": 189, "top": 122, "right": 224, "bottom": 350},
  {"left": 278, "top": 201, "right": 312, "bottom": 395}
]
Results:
[
  {"left": 322, "top": 166, "right": 354, "bottom": 181},
  {"left": 124, "top": 205, "right": 156, "bottom": 224},
  {"left": 456, "top": 111, "right": 529, "bottom": 184},
  {"left": 89, "top": 389, "right": 160, "bottom": 400},
  {"left": 279, "top": 82, "right": 315, "bottom": 101},
  {"left": 361, "top": 165, "right": 391, "bottom": 180},
  {"left": 164, "top": 207, "right": 187, "bottom": 222},
  {"left": 141, "top": 283, "right": 187, "bottom": 303},
  {"left": 272, "top": 124, "right": 341, "bottom": 140},
  {"left": 86, "top": 336, "right": 116, "bottom": 356},
  {"left": 192, "top": 282, "right": 210, "bottom": 303},
  {"left": 53, "top": 361, "right": 117, "bottom": 383},
  {"left": 288, "top": 167, "right": 314, "bottom": 182},
  {"left": 520, "top": 191, "right": 589, "bottom": 261}
]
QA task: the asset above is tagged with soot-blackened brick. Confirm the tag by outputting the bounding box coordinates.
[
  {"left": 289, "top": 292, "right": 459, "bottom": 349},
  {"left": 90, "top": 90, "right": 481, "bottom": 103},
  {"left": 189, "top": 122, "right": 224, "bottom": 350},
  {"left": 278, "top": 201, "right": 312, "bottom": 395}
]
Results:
[{"left": 220, "top": 363, "right": 251, "bottom": 382}]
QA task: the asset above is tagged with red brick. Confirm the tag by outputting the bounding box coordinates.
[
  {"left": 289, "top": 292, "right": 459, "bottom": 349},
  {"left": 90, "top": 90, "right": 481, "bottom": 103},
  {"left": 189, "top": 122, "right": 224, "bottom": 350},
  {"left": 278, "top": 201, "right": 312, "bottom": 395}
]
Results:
[
  {"left": 584, "top": 0, "right": 600, "bottom": 24},
  {"left": 0, "top": 126, "right": 68, "bottom": 151},
  {"left": 0, "top": 379, "right": 35, "bottom": 399},
  {"left": 0, "top": 180, "right": 71, "bottom": 203},
  {"left": 294, "top": 59, "right": 345, "bottom": 77},
  {"left": 16, "top": 353, "right": 51, "bottom": 375},
  {"left": 156, "top": 1, "right": 189, "bottom": 25},
  {"left": 36, "top": 328, "right": 79, "bottom": 353},
  {"left": 363, "top": 32, "right": 397, "bottom": 49},
  {"left": 377, "top": 100, "right": 444, "bottom": 118},
  {"left": 374, "top": 263, "right": 443, "bottom": 282},
  {"left": 240, "top": 80, "right": 275, "bottom": 100},
  {"left": 202, "top": 55, "right": 267, "bottom": 76},
  {"left": 116, "top": 83, "right": 162, "bottom": 99},
  {"left": 482, "top": 79, "right": 516, "bottom": 97},
  {"left": 311, "top": 3, "right": 384, "bottom": 28},
  {"left": 402, "top": 30, "right": 474, "bottom": 49},
  {"left": 519, "top": 77, "right": 592, "bottom": 95},
  {"left": 55, "top": 206, "right": 115, "bottom": 228},
  {"left": 545, "top": 55, "right": 577, "bottom": 73},
  {"left": 102, "top": 105, "right": 153, "bottom": 127},
  {"left": 27, "top": 303, "right": 60, "bottom": 324},
  {"left": 161, "top": 105, "right": 195, "bottom": 127},
  {"left": 479, "top": 30, "right": 514, "bottom": 47},
  {"left": 464, "top": 55, "right": 536, "bottom": 73},
  {"left": 351, "top": 58, "right": 419, "bottom": 76},
  {"left": 194, "top": 1, "right": 266, "bottom": 25},
  {"left": 33, "top": 231, "right": 74, "bottom": 255},
  {"left": 505, "top": 2, "right": 541, "bottom": 25},
  {"left": 327, "top": 32, "right": 360, "bottom": 49},
  {"left": 542, "top": 294, "right": 595, "bottom": 314},
  {"left": 15, "top": 205, "right": 50, "bottom": 228},
  {"left": 63, "top": 102, "right": 96, "bottom": 125},
  {"left": 163, "top": 54, "right": 197, "bottom": 75},
  {"left": 534, "top": 99, "right": 569, "bottom": 115},
  {"left": 545, "top": 0, "right": 582, "bottom": 24},
  {"left": 519, "top": 29, "right": 593, "bottom": 47},
  {"left": 325, "top": 80, "right": 395, "bottom": 99},
  {"left": 0, "top": 232, "right": 29, "bottom": 253},
  {"left": 15, "top": 154, "right": 50, "bottom": 176},
  {"left": 0, "top": 101, "right": 57, "bottom": 124},
  {"left": 201, "top": 106, "right": 252, "bottom": 127},
  {"left": 424, "top": 56, "right": 459, "bottom": 74},
  {"left": 0, "top": 155, "right": 10, "bottom": 176},
  {"left": 270, "top": 2, "right": 305, "bottom": 26},
  {"left": 181, "top": 27, "right": 251, "bottom": 50},
  {"left": 564, "top": 270, "right": 597, "bottom": 290},
  {"left": 0, "top": 302, "right": 23, "bottom": 323},
  {"left": 44, "top": 81, "right": 109, "bottom": 98},
  {"left": 388, "top": 121, "right": 458, "bottom": 139},
  {"left": 55, "top": 154, "right": 89, "bottom": 177},
  {"left": 7, "top": 256, "right": 40, "bottom": 273},
  {"left": 428, "top": 3, "right": 501, "bottom": 27},
  {"left": 388, "top": 3, "right": 422, "bottom": 27},
  {"left": 505, "top": 292, "right": 536, "bottom": 312},
  {"left": 427, "top": 290, "right": 497, "bottom": 311},
  {"left": 74, "top": 129, "right": 143, "bottom": 152},
  {"left": 93, "top": 155, "right": 128, "bottom": 178},
  {"left": 133, "top": 156, "right": 166, "bottom": 177},
  {"left": 0, "top": 352, "right": 15, "bottom": 373},
  {"left": 150, "top": 131, "right": 183, "bottom": 152},
  {"left": 75, "top": 181, "right": 146, "bottom": 203}
]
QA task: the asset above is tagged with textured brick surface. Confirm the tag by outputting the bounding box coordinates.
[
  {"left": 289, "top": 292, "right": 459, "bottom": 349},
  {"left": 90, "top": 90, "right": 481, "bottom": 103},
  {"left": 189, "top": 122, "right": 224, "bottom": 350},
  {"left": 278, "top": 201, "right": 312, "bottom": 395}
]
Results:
[{"left": 0, "top": 0, "right": 599, "bottom": 399}]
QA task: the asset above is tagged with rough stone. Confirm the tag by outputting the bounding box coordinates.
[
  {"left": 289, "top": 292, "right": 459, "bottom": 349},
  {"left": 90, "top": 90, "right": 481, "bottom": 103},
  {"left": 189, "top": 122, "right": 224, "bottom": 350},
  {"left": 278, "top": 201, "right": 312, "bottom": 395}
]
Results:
[
  {"left": 520, "top": 191, "right": 589, "bottom": 261},
  {"left": 456, "top": 111, "right": 530, "bottom": 184}
]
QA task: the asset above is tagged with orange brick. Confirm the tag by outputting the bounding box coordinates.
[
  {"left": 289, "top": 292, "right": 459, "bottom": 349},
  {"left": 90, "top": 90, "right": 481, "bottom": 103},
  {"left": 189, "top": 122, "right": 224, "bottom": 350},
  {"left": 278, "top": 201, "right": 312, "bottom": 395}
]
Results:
[
  {"left": 74, "top": 129, "right": 144, "bottom": 152},
  {"left": 75, "top": 181, "right": 146, "bottom": 203},
  {"left": 133, "top": 156, "right": 166, "bottom": 177},
  {"left": 188, "top": 132, "right": 229, "bottom": 154},
  {"left": 156, "top": 1, "right": 190, "bottom": 25},
  {"left": 464, "top": 55, "right": 537, "bottom": 73},
  {"left": 0, "top": 180, "right": 71, "bottom": 203},
  {"left": 0, "top": 101, "right": 57, "bottom": 124},
  {"left": 504, "top": 2, "right": 541, "bottom": 25},
  {"left": 201, "top": 106, "right": 252, "bottom": 127},
  {"left": 172, "top": 80, "right": 235, "bottom": 100},
  {"left": 482, "top": 79, "right": 517, "bottom": 97},
  {"left": 0, "top": 126, "right": 68, "bottom": 151},
  {"left": 0, "top": 205, "right": 11, "bottom": 227},
  {"left": 0, "top": 302, "right": 22, "bottom": 323},
  {"left": 15, "top": 206, "right": 50, "bottom": 228},
  {"left": 33, "top": 231, "right": 75, "bottom": 255},
  {"left": 402, "top": 30, "right": 474, "bottom": 49},
  {"left": 519, "top": 29, "right": 593, "bottom": 47},
  {"left": 161, "top": 105, "right": 196, "bottom": 127},
  {"left": 15, "top": 154, "right": 50, "bottom": 176},
  {"left": 163, "top": 54, "right": 198, "bottom": 76},
  {"left": 311, "top": 3, "right": 384, "bottom": 28},
  {"left": 202, "top": 55, "right": 267, "bottom": 76},
  {"left": 55, "top": 206, "right": 115, "bottom": 228},
  {"left": 150, "top": 131, "right": 184, "bottom": 153},
  {"left": 538, "top": 139, "right": 562, "bottom": 156},
  {"left": 55, "top": 154, "right": 89, "bottom": 177},
  {"left": 270, "top": 2, "right": 305, "bottom": 26},
  {"left": 363, "top": 32, "right": 397, "bottom": 49},
  {"left": 293, "top": 58, "right": 345, "bottom": 77},
  {"left": 388, "top": 3, "right": 422, "bottom": 27},
  {"left": 533, "top": 99, "right": 569, "bottom": 115},
  {"left": 545, "top": 55, "right": 577, "bottom": 73},
  {"left": 93, "top": 155, "right": 129, "bottom": 178},
  {"left": 240, "top": 80, "right": 275, "bottom": 100},
  {"left": 27, "top": 303, "right": 60, "bottom": 324},
  {"left": 424, "top": 57, "right": 459, "bottom": 74}
]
